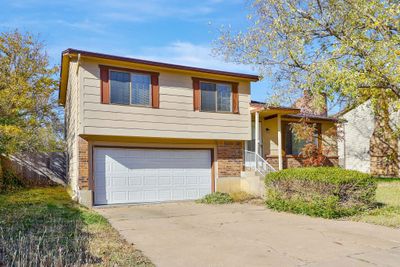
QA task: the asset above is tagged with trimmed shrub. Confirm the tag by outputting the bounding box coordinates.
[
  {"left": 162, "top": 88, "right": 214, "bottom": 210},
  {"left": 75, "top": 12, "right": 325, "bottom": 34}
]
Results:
[
  {"left": 196, "top": 192, "right": 233, "bottom": 204},
  {"left": 265, "top": 167, "right": 377, "bottom": 218}
]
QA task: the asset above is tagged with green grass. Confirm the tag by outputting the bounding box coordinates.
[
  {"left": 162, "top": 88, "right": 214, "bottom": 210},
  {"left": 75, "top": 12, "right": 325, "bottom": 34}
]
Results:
[
  {"left": 351, "top": 179, "right": 400, "bottom": 228},
  {"left": 0, "top": 187, "right": 154, "bottom": 266},
  {"left": 196, "top": 192, "right": 234, "bottom": 204}
]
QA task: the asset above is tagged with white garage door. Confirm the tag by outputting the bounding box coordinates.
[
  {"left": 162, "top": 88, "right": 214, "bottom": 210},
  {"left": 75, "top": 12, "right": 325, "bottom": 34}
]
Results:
[{"left": 94, "top": 148, "right": 212, "bottom": 205}]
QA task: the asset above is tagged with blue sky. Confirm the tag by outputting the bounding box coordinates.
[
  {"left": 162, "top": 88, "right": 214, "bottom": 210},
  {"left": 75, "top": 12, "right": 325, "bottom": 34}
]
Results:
[{"left": 0, "top": 0, "right": 270, "bottom": 102}]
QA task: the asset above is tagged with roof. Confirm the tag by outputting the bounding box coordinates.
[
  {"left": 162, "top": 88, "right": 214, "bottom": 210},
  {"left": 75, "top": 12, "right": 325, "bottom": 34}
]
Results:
[
  {"left": 283, "top": 114, "right": 338, "bottom": 122},
  {"left": 59, "top": 49, "right": 260, "bottom": 105},
  {"left": 250, "top": 101, "right": 338, "bottom": 122},
  {"left": 250, "top": 101, "right": 301, "bottom": 113}
]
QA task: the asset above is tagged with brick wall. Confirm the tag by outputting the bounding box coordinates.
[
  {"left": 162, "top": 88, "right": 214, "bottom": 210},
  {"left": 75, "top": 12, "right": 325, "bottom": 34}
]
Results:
[
  {"left": 265, "top": 156, "right": 338, "bottom": 170},
  {"left": 265, "top": 156, "right": 279, "bottom": 170},
  {"left": 78, "top": 137, "right": 89, "bottom": 190},
  {"left": 217, "top": 141, "right": 243, "bottom": 177}
]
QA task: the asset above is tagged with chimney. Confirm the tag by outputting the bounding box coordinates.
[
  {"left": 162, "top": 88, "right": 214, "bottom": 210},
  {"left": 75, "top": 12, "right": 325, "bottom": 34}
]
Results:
[{"left": 293, "top": 90, "right": 327, "bottom": 116}]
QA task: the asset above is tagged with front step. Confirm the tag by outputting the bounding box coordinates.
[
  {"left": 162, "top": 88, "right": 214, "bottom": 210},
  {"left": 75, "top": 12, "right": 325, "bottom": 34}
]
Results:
[
  {"left": 241, "top": 171, "right": 257, "bottom": 177},
  {"left": 239, "top": 171, "right": 265, "bottom": 198}
]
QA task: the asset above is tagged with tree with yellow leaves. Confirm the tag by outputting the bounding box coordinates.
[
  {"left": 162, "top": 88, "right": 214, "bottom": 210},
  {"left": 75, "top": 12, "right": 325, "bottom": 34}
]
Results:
[{"left": 0, "top": 30, "right": 63, "bottom": 178}]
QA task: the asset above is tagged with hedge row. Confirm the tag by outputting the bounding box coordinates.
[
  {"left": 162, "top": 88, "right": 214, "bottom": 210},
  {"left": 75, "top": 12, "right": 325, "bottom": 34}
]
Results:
[{"left": 265, "top": 167, "right": 377, "bottom": 218}]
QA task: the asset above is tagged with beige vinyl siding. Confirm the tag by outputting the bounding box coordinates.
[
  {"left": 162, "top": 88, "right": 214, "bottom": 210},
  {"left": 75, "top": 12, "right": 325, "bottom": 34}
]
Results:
[
  {"left": 263, "top": 117, "right": 279, "bottom": 156},
  {"left": 79, "top": 60, "right": 251, "bottom": 140},
  {"left": 321, "top": 122, "right": 338, "bottom": 157},
  {"left": 65, "top": 60, "right": 80, "bottom": 193}
]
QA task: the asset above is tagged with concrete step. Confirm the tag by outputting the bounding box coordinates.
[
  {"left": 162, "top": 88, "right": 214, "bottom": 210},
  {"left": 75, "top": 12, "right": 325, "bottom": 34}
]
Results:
[{"left": 241, "top": 171, "right": 257, "bottom": 177}]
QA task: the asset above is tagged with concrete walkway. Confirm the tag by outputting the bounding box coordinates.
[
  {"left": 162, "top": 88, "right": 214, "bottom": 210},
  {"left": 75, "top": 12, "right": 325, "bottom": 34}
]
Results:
[{"left": 97, "top": 202, "right": 400, "bottom": 267}]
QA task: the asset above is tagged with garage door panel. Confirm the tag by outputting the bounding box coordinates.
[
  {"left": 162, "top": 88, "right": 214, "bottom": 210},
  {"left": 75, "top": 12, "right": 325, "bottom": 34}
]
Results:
[
  {"left": 173, "top": 176, "right": 185, "bottom": 185},
  {"left": 94, "top": 148, "right": 212, "bottom": 205},
  {"left": 159, "top": 190, "right": 172, "bottom": 201},
  {"left": 144, "top": 190, "right": 158, "bottom": 201},
  {"left": 172, "top": 189, "right": 185, "bottom": 200},
  {"left": 128, "top": 190, "right": 143, "bottom": 202},
  {"left": 111, "top": 177, "right": 127, "bottom": 187},
  {"left": 159, "top": 176, "right": 172, "bottom": 185},
  {"left": 128, "top": 177, "right": 143, "bottom": 186},
  {"left": 111, "top": 191, "right": 127, "bottom": 202}
]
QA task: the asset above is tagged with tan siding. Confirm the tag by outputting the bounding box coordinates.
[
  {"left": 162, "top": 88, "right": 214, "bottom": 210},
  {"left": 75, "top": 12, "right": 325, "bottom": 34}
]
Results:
[
  {"left": 321, "top": 122, "right": 338, "bottom": 157},
  {"left": 65, "top": 60, "right": 79, "bottom": 193},
  {"left": 79, "top": 60, "right": 251, "bottom": 140},
  {"left": 263, "top": 117, "right": 279, "bottom": 156}
]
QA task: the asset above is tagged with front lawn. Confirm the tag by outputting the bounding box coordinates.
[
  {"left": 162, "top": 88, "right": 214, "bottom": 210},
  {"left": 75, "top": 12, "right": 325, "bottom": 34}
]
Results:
[
  {"left": 0, "top": 187, "right": 154, "bottom": 266},
  {"left": 351, "top": 178, "right": 400, "bottom": 228}
]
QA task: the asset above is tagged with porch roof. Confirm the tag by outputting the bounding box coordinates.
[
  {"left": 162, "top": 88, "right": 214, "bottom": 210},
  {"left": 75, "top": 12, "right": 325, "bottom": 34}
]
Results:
[
  {"left": 250, "top": 101, "right": 337, "bottom": 122},
  {"left": 283, "top": 114, "right": 338, "bottom": 122},
  {"left": 250, "top": 101, "right": 300, "bottom": 116}
]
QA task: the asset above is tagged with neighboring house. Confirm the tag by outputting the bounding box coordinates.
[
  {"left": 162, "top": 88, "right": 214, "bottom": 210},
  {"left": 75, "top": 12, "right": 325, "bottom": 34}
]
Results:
[
  {"left": 59, "top": 49, "right": 259, "bottom": 206},
  {"left": 338, "top": 100, "right": 400, "bottom": 176},
  {"left": 248, "top": 101, "right": 338, "bottom": 171}
]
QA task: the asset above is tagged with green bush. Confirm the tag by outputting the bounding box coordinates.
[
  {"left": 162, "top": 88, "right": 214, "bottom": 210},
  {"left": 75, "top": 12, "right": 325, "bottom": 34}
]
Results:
[
  {"left": 196, "top": 192, "right": 233, "bottom": 204},
  {"left": 0, "top": 169, "right": 24, "bottom": 193},
  {"left": 265, "top": 167, "right": 377, "bottom": 218}
]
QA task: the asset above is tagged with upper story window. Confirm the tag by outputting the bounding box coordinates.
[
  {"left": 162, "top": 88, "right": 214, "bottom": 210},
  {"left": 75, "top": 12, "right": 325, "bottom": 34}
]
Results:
[
  {"left": 192, "top": 77, "right": 239, "bottom": 114},
  {"left": 110, "top": 71, "right": 151, "bottom": 106},
  {"left": 99, "top": 65, "right": 159, "bottom": 108},
  {"left": 200, "top": 82, "right": 232, "bottom": 112}
]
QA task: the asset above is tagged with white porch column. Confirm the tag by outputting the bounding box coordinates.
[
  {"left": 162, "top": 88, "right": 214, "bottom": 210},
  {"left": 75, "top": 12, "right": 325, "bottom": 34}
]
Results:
[
  {"left": 255, "top": 111, "right": 259, "bottom": 156},
  {"left": 277, "top": 114, "right": 283, "bottom": 170}
]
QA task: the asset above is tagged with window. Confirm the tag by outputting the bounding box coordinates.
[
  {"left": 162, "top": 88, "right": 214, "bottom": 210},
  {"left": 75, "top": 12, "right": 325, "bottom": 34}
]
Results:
[
  {"left": 109, "top": 70, "right": 151, "bottom": 106},
  {"left": 285, "top": 123, "right": 320, "bottom": 155},
  {"left": 200, "top": 82, "right": 232, "bottom": 112}
]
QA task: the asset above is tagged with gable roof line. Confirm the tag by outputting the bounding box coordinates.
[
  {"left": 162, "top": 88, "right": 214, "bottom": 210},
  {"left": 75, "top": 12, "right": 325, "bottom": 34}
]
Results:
[
  {"left": 63, "top": 49, "right": 260, "bottom": 80},
  {"left": 59, "top": 49, "right": 260, "bottom": 105}
]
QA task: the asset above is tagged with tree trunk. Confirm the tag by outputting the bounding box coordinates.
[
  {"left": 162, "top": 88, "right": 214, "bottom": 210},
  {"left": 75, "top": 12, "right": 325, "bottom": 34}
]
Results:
[{"left": 370, "top": 102, "right": 399, "bottom": 177}]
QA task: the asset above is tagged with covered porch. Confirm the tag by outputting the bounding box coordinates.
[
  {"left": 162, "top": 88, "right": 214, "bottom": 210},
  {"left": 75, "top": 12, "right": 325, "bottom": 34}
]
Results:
[{"left": 245, "top": 101, "right": 339, "bottom": 173}]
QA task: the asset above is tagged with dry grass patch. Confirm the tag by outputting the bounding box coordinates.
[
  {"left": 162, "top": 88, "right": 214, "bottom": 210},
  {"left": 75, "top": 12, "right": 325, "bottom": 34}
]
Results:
[
  {"left": 0, "top": 187, "right": 154, "bottom": 266},
  {"left": 229, "top": 191, "right": 259, "bottom": 203}
]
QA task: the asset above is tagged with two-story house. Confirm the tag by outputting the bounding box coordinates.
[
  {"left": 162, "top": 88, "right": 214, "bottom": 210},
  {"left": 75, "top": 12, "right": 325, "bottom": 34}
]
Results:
[
  {"left": 59, "top": 49, "right": 259, "bottom": 206},
  {"left": 60, "top": 49, "right": 340, "bottom": 207}
]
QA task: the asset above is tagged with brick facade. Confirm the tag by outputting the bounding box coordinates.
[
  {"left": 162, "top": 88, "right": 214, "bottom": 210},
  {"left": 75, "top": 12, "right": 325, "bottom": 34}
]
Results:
[
  {"left": 217, "top": 141, "right": 243, "bottom": 177},
  {"left": 265, "top": 155, "right": 338, "bottom": 170},
  {"left": 78, "top": 137, "right": 89, "bottom": 189}
]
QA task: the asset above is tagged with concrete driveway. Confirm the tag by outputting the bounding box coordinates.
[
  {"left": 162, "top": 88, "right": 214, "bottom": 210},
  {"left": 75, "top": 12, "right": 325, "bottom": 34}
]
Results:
[{"left": 97, "top": 202, "right": 400, "bottom": 267}]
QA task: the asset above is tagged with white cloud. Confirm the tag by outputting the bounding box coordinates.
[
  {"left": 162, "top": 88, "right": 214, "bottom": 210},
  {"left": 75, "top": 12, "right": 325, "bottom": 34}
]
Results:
[
  {"left": 131, "top": 41, "right": 256, "bottom": 74},
  {"left": 93, "top": 0, "right": 218, "bottom": 22}
]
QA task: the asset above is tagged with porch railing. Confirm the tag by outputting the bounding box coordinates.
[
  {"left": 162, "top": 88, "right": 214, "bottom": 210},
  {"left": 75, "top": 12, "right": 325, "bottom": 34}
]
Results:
[{"left": 244, "top": 150, "right": 276, "bottom": 177}]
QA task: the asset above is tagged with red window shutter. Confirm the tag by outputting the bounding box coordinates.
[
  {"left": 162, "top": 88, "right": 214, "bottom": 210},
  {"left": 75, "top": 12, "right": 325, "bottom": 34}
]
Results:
[
  {"left": 193, "top": 78, "right": 200, "bottom": 111},
  {"left": 151, "top": 74, "right": 160, "bottom": 108},
  {"left": 100, "top": 66, "right": 110, "bottom": 104},
  {"left": 232, "top": 83, "right": 239, "bottom": 114}
]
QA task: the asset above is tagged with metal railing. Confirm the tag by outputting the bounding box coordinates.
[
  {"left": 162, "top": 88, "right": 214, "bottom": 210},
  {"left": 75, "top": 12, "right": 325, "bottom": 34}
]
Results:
[{"left": 244, "top": 150, "right": 276, "bottom": 176}]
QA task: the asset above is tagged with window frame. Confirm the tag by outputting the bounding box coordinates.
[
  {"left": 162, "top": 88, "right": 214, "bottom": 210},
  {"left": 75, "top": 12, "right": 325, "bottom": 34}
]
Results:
[
  {"left": 283, "top": 121, "right": 322, "bottom": 156},
  {"left": 99, "top": 65, "right": 160, "bottom": 108},
  {"left": 199, "top": 80, "right": 233, "bottom": 113},
  {"left": 109, "top": 69, "right": 152, "bottom": 107}
]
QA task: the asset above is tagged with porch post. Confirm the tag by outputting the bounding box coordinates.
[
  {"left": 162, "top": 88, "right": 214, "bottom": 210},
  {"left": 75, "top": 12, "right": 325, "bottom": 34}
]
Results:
[
  {"left": 255, "top": 111, "right": 259, "bottom": 156},
  {"left": 277, "top": 114, "right": 283, "bottom": 170}
]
